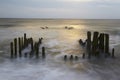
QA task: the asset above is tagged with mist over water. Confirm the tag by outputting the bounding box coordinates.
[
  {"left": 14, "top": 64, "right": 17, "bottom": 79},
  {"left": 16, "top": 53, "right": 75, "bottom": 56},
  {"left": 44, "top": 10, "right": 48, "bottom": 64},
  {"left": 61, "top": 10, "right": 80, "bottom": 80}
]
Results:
[{"left": 0, "top": 19, "right": 120, "bottom": 80}]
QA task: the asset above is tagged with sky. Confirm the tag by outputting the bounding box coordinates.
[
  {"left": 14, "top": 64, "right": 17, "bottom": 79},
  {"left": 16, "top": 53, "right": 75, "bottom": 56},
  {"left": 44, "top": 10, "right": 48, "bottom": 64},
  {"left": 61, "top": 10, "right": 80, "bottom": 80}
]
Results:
[{"left": 0, "top": 0, "right": 120, "bottom": 19}]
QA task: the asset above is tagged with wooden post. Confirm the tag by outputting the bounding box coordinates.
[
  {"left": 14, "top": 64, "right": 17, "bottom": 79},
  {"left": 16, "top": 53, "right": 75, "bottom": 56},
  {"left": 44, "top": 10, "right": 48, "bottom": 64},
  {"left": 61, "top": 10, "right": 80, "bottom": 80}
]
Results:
[
  {"left": 10, "top": 42, "right": 14, "bottom": 58},
  {"left": 92, "top": 31, "right": 99, "bottom": 55},
  {"left": 105, "top": 34, "right": 109, "bottom": 54},
  {"left": 24, "top": 33, "right": 26, "bottom": 47},
  {"left": 21, "top": 37, "right": 23, "bottom": 50},
  {"left": 112, "top": 48, "right": 115, "bottom": 58},
  {"left": 35, "top": 43, "right": 39, "bottom": 58},
  {"left": 70, "top": 55, "right": 73, "bottom": 60},
  {"left": 99, "top": 33, "right": 104, "bottom": 52},
  {"left": 14, "top": 38, "right": 17, "bottom": 58},
  {"left": 64, "top": 55, "right": 67, "bottom": 60},
  {"left": 87, "top": 31, "right": 91, "bottom": 51},
  {"left": 42, "top": 47, "right": 45, "bottom": 58},
  {"left": 18, "top": 37, "right": 22, "bottom": 57},
  {"left": 31, "top": 38, "right": 34, "bottom": 51}
]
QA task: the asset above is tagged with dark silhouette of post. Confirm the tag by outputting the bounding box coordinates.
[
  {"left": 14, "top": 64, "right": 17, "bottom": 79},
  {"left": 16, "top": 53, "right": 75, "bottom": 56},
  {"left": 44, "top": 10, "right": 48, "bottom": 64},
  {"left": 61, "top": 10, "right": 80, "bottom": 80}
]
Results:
[
  {"left": 92, "top": 31, "right": 99, "bottom": 55},
  {"left": 42, "top": 47, "right": 45, "bottom": 58},
  {"left": 10, "top": 42, "right": 14, "bottom": 58},
  {"left": 21, "top": 37, "right": 23, "bottom": 50},
  {"left": 64, "top": 55, "right": 67, "bottom": 60},
  {"left": 112, "top": 48, "right": 115, "bottom": 58},
  {"left": 14, "top": 38, "right": 17, "bottom": 58},
  {"left": 99, "top": 33, "right": 105, "bottom": 52},
  {"left": 35, "top": 43, "right": 39, "bottom": 58},
  {"left": 105, "top": 34, "right": 109, "bottom": 54},
  {"left": 70, "top": 55, "right": 73, "bottom": 60},
  {"left": 31, "top": 38, "right": 34, "bottom": 51},
  {"left": 18, "top": 37, "right": 22, "bottom": 57},
  {"left": 87, "top": 31, "right": 91, "bottom": 51},
  {"left": 24, "top": 33, "right": 26, "bottom": 48}
]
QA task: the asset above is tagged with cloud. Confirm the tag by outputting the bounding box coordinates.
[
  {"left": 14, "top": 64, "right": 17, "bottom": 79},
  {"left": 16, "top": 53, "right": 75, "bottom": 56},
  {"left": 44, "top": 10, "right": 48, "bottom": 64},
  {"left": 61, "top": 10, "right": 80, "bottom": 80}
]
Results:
[{"left": 0, "top": 0, "right": 120, "bottom": 18}]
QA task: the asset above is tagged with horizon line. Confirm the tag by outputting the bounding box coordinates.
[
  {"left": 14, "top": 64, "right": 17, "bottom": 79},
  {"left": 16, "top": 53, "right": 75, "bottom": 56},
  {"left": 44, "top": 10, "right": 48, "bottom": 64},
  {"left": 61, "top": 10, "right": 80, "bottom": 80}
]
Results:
[{"left": 0, "top": 18, "right": 120, "bottom": 20}]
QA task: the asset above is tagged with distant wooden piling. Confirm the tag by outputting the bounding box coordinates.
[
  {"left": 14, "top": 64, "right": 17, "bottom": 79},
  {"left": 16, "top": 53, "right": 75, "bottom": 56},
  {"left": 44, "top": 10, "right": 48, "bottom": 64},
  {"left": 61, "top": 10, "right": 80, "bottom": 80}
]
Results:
[
  {"left": 21, "top": 37, "right": 23, "bottom": 49},
  {"left": 18, "top": 37, "right": 22, "bottom": 57},
  {"left": 92, "top": 31, "right": 99, "bottom": 55},
  {"left": 24, "top": 33, "right": 27, "bottom": 47},
  {"left": 10, "top": 42, "right": 14, "bottom": 58},
  {"left": 105, "top": 34, "right": 109, "bottom": 54},
  {"left": 35, "top": 43, "right": 39, "bottom": 58},
  {"left": 70, "top": 55, "right": 73, "bottom": 60},
  {"left": 99, "top": 33, "right": 105, "bottom": 52},
  {"left": 64, "top": 55, "right": 67, "bottom": 60},
  {"left": 31, "top": 38, "right": 34, "bottom": 51},
  {"left": 87, "top": 31, "right": 91, "bottom": 51},
  {"left": 112, "top": 48, "right": 115, "bottom": 58},
  {"left": 42, "top": 47, "right": 45, "bottom": 58},
  {"left": 14, "top": 38, "right": 17, "bottom": 58}
]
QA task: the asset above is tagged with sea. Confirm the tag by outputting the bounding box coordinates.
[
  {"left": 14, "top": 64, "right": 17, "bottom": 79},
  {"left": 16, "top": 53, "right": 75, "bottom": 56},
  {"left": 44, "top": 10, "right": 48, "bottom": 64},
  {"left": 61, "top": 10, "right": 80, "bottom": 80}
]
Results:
[{"left": 0, "top": 18, "right": 120, "bottom": 80}]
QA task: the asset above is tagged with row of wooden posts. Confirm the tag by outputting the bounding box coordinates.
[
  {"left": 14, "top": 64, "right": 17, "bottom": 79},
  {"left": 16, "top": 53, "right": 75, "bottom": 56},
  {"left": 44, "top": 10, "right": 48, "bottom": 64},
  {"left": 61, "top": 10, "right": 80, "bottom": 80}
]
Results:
[
  {"left": 10, "top": 33, "right": 46, "bottom": 58},
  {"left": 64, "top": 55, "right": 79, "bottom": 61},
  {"left": 79, "top": 31, "right": 115, "bottom": 58}
]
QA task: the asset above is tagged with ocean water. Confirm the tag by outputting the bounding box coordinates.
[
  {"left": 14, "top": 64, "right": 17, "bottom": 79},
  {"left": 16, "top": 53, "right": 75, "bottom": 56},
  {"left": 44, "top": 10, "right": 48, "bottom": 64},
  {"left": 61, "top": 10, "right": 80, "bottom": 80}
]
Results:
[{"left": 0, "top": 18, "right": 120, "bottom": 80}]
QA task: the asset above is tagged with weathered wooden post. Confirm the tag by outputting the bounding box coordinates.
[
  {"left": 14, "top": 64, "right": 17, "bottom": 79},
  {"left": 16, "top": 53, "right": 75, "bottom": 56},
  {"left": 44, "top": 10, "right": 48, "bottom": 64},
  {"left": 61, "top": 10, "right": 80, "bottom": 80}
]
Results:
[
  {"left": 64, "top": 55, "right": 67, "bottom": 60},
  {"left": 10, "top": 42, "right": 14, "bottom": 58},
  {"left": 14, "top": 38, "right": 17, "bottom": 58},
  {"left": 112, "top": 48, "right": 115, "bottom": 58},
  {"left": 70, "top": 55, "right": 73, "bottom": 60},
  {"left": 42, "top": 47, "right": 45, "bottom": 58},
  {"left": 18, "top": 37, "right": 22, "bottom": 57},
  {"left": 92, "top": 31, "right": 99, "bottom": 56},
  {"left": 87, "top": 31, "right": 91, "bottom": 51},
  {"left": 31, "top": 38, "right": 34, "bottom": 51},
  {"left": 35, "top": 43, "right": 39, "bottom": 58},
  {"left": 21, "top": 37, "right": 23, "bottom": 49},
  {"left": 24, "top": 33, "right": 26, "bottom": 47},
  {"left": 99, "top": 33, "right": 105, "bottom": 52},
  {"left": 105, "top": 34, "right": 109, "bottom": 54}
]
